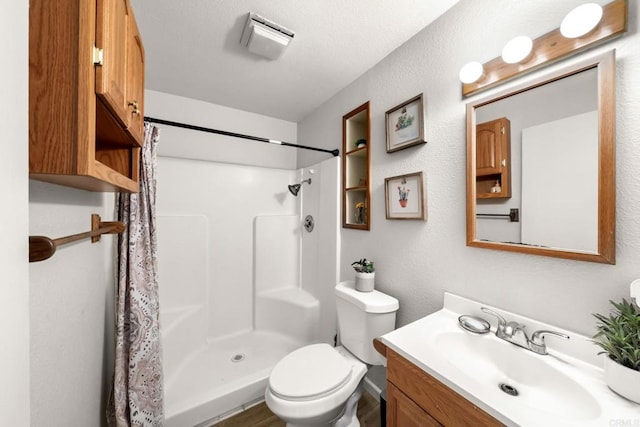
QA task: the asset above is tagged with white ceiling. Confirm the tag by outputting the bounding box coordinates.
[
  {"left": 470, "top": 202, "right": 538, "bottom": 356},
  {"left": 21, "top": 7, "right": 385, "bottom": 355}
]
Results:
[{"left": 130, "top": 0, "right": 460, "bottom": 123}]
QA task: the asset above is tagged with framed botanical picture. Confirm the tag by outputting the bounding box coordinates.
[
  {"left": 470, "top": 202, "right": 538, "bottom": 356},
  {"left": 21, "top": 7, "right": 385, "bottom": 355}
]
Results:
[
  {"left": 385, "top": 172, "right": 427, "bottom": 220},
  {"left": 385, "top": 93, "right": 426, "bottom": 153}
]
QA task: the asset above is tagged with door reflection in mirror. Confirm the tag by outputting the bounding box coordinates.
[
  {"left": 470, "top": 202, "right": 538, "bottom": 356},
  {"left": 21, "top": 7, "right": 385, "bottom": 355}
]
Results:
[{"left": 475, "top": 67, "right": 598, "bottom": 252}]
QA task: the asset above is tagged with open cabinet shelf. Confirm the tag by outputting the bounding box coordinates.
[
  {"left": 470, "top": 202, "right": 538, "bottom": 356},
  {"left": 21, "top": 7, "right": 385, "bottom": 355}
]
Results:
[{"left": 342, "top": 102, "right": 371, "bottom": 230}]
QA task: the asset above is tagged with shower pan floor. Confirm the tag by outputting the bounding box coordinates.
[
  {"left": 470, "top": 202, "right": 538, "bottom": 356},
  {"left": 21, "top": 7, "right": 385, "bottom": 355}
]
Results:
[{"left": 164, "top": 330, "right": 304, "bottom": 427}]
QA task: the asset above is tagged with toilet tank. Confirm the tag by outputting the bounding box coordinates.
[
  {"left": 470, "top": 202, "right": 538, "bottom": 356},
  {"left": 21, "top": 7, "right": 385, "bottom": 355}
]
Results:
[{"left": 335, "top": 281, "right": 399, "bottom": 365}]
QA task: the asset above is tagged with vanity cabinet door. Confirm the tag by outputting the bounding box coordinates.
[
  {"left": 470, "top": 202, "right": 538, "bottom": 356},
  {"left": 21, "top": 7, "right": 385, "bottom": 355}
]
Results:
[
  {"left": 476, "top": 118, "right": 504, "bottom": 176},
  {"left": 387, "top": 383, "right": 441, "bottom": 427},
  {"left": 96, "top": 0, "right": 130, "bottom": 125},
  {"left": 475, "top": 117, "right": 511, "bottom": 198},
  {"left": 386, "top": 350, "right": 502, "bottom": 427},
  {"left": 125, "top": 14, "right": 145, "bottom": 145}
]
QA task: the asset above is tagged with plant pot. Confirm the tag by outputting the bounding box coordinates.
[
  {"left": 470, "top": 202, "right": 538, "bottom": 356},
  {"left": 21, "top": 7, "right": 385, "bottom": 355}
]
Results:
[
  {"left": 399, "top": 200, "right": 408, "bottom": 208},
  {"left": 355, "top": 272, "right": 375, "bottom": 292},
  {"left": 604, "top": 355, "right": 640, "bottom": 404}
]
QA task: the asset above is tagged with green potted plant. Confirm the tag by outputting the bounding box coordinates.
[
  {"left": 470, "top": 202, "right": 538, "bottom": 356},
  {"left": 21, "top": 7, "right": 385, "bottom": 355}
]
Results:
[
  {"left": 592, "top": 299, "right": 640, "bottom": 403},
  {"left": 351, "top": 258, "right": 375, "bottom": 292}
]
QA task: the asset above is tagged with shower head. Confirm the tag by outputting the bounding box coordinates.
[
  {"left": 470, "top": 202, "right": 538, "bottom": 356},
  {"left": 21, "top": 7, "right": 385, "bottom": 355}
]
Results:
[
  {"left": 288, "top": 183, "right": 301, "bottom": 196},
  {"left": 288, "top": 178, "right": 311, "bottom": 196}
]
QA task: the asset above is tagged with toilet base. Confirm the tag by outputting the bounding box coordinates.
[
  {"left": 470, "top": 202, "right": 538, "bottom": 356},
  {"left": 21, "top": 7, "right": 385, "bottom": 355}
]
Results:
[
  {"left": 285, "top": 382, "right": 363, "bottom": 427},
  {"left": 333, "top": 382, "right": 362, "bottom": 427}
]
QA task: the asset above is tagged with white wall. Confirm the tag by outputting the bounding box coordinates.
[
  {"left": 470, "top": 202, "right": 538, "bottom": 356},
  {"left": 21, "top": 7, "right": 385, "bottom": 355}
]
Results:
[
  {"left": 29, "top": 184, "right": 116, "bottom": 427},
  {"left": 6, "top": 0, "right": 117, "bottom": 424},
  {"left": 0, "top": 0, "right": 30, "bottom": 425},
  {"left": 145, "top": 90, "right": 297, "bottom": 169},
  {"left": 299, "top": 0, "right": 640, "bottom": 335}
]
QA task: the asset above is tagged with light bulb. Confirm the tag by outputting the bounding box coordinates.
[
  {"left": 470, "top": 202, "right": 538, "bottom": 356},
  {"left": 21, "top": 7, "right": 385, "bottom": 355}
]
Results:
[
  {"left": 501, "top": 36, "right": 533, "bottom": 64},
  {"left": 459, "top": 61, "right": 484, "bottom": 84},
  {"left": 560, "top": 3, "right": 603, "bottom": 38}
]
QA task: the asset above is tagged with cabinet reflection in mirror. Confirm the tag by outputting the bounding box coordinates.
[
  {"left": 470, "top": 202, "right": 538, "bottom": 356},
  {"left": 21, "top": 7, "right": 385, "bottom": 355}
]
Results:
[{"left": 466, "top": 50, "right": 615, "bottom": 264}]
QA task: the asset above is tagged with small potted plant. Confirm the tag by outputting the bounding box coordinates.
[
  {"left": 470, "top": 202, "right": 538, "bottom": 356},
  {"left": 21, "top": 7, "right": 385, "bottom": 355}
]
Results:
[
  {"left": 592, "top": 299, "right": 640, "bottom": 403},
  {"left": 351, "top": 258, "right": 375, "bottom": 292}
]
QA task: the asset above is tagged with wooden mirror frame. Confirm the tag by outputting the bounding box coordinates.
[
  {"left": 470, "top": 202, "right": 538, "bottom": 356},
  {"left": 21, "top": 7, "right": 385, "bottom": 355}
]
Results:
[{"left": 466, "top": 50, "right": 616, "bottom": 264}]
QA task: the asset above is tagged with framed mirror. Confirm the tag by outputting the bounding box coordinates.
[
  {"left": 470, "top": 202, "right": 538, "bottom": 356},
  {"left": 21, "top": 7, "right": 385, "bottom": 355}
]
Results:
[{"left": 466, "top": 50, "right": 615, "bottom": 264}]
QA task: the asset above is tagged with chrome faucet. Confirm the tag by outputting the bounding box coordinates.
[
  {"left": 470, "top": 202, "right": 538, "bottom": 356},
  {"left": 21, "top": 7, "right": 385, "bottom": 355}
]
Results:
[{"left": 480, "top": 307, "right": 569, "bottom": 355}]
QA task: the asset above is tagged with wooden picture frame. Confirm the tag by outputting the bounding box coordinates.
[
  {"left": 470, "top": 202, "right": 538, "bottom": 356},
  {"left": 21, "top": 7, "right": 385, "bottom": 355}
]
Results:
[
  {"left": 385, "top": 172, "right": 426, "bottom": 220},
  {"left": 385, "top": 94, "right": 426, "bottom": 153}
]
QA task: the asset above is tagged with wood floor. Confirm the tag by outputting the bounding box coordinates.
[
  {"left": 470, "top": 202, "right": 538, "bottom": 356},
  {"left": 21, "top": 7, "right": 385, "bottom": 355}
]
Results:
[{"left": 214, "top": 391, "right": 381, "bottom": 427}]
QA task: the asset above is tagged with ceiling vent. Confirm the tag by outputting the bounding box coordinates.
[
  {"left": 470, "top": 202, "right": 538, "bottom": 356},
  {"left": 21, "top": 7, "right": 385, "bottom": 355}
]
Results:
[{"left": 240, "top": 13, "right": 294, "bottom": 60}]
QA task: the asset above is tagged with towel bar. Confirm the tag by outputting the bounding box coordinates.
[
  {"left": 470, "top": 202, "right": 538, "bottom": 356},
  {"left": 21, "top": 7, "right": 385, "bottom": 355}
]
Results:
[{"left": 29, "top": 214, "right": 125, "bottom": 262}]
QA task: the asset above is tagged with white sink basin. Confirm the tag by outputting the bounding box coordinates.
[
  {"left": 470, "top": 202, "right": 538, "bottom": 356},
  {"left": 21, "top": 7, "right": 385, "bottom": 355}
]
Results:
[
  {"left": 379, "top": 293, "right": 640, "bottom": 427},
  {"left": 435, "top": 331, "right": 601, "bottom": 421}
]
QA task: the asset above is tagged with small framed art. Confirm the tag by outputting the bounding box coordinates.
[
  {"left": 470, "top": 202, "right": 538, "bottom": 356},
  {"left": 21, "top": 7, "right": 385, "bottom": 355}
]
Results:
[
  {"left": 384, "top": 171, "right": 426, "bottom": 220},
  {"left": 385, "top": 93, "right": 426, "bottom": 153}
]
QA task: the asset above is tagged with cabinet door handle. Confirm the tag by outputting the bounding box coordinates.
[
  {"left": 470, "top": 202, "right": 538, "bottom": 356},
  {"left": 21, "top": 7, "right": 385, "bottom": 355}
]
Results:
[
  {"left": 501, "top": 159, "right": 506, "bottom": 166},
  {"left": 128, "top": 100, "right": 139, "bottom": 109}
]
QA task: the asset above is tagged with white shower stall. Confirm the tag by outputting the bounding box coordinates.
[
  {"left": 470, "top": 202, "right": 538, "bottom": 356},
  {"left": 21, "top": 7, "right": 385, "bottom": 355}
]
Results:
[{"left": 156, "top": 152, "right": 340, "bottom": 426}]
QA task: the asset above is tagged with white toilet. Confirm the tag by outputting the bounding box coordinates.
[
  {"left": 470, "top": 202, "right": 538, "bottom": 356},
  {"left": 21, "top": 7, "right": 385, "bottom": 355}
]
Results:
[{"left": 265, "top": 280, "right": 399, "bottom": 427}]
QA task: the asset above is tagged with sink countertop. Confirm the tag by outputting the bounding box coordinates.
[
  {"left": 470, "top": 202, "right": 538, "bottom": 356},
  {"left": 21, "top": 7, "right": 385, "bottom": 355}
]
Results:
[{"left": 379, "top": 292, "right": 640, "bottom": 427}]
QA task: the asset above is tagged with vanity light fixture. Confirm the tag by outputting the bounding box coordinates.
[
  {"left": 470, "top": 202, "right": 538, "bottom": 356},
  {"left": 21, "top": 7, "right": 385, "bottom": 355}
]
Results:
[
  {"left": 561, "top": 3, "right": 604, "bottom": 38},
  {"left": 460, "top": 0, "right": 626, "bottom": 97},
  {"left": 501, "top": 36, "right": 533, "bottom": 64},
  {"left": 458, "top": 61, "right": 484, "bottom": 84}
]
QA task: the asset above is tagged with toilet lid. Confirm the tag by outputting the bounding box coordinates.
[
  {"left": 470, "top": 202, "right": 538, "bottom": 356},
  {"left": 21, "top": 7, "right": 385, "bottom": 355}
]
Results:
[{"left": 269, "top": 343, "right": 353, "bottom": 401}]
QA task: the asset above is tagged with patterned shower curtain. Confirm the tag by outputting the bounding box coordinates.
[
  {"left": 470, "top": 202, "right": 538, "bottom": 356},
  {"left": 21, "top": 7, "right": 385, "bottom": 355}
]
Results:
[{"left": 108, "top": 123, "right": 164, "bottom": 426}]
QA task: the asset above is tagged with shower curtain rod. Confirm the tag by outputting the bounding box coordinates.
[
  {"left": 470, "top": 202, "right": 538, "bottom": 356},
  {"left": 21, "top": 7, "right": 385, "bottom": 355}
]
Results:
[{"left": 144, "top": 116, "right": 340, "bottom": 157}]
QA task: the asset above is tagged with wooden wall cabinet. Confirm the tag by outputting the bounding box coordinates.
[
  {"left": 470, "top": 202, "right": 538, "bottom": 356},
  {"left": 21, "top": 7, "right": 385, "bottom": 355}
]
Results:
[
  {"left": 476, "top": 117, "right": 511, "bottom": 199},
  {"left": 342, "top": 102, "right": 371, "bottom": 230},
  {"left": 386, "top": 349, "right": 502, "bottom": 427},
  {"left": 29, "top": 0, "right": 145, "bottom": 193}
]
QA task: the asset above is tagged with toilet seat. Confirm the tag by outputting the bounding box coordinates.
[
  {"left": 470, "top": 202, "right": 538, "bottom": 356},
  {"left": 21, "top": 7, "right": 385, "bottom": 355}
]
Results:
[{"left": 268, "top": 343, "right": 353, "bottom": 401}]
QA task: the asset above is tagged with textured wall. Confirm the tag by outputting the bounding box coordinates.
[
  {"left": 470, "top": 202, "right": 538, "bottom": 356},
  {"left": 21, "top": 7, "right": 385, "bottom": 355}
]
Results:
[
  {"left": 1, "top": 0, "right": 30, "bottom": 424},
  {"left": 298, "top": 0, "right": 640, "bottom": 335},
  {"left": 29, "top": 183, "right": 116, "bottom": 427}
]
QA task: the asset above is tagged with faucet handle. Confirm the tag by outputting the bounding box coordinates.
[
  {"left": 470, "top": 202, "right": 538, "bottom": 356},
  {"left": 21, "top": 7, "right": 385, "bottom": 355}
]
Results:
[
  {"left": 481, "top": 307, "right": 510, "bottom": 339},
  {"left": 481, "top": 307, "right": 506, "bottom": 327},
  {"left": 529, "top": 330, "right": 570, "bottom": 355}
]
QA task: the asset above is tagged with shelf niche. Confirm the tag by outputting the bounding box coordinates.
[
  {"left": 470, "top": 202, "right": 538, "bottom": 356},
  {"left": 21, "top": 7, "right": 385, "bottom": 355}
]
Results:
[{"left": 342, "top": 102, "right": 371, "bottom": 230}]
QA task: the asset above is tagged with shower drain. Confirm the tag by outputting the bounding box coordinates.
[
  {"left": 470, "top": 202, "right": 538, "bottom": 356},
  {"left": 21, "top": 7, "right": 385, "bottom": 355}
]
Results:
[
  {"left": 499, "top": 383, "right": 519, "bottom": 396},
  {"left": 231, "top": 353, "right": 246, "bottom": 363}
]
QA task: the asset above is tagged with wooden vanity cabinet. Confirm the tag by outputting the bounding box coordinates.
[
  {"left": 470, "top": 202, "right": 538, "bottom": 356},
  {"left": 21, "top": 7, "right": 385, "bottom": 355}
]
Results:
[
  {"left": 386, "top": 349, "right": 502, "bottom": 427},
  {"left": 476, "top": 117, "right": 511, "bottom": 199},
  {"left": 29, "top": 0, "right": 144, "bottom": 193}
]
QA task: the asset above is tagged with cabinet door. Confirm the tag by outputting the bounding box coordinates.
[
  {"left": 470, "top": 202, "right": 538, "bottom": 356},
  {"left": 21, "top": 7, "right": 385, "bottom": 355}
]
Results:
[
  {"left": 126, "top": 14, "right": 145, "bottom": 145},
  {"left": 476, "top": 119, "right": 504, "bottom": 176},
  {"left": 387, "top": 383, "right": 442, "bottom": 427},
  {"left": 96, "top": 0, "right": 129, "bottom": 126}
]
